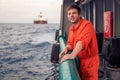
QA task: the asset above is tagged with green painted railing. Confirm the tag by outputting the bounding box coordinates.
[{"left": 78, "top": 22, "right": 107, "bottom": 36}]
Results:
[{"left": 58, "top": 30, "right": 80, "bottom": 80}]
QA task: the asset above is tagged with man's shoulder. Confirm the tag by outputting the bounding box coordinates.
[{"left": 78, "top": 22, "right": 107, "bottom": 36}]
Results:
[
  {"left": 82, "top": 19, "right": 91, "bottom": 24},
  {"left": 80, "top": 19, "right": 91, "bottom": 27}
]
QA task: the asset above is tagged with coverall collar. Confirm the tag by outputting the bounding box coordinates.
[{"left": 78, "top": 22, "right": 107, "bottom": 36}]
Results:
[{"left": 72, "top": 18, "right": 84, "bottom": 31}]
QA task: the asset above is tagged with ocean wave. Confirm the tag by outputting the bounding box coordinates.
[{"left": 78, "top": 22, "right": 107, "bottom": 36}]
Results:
[{"left": 0, "top": 23, "right": 59, "bottom": 80}]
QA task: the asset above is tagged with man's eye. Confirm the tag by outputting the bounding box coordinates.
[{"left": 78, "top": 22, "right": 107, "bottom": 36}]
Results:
[
  {"left": 73, "top": 12, "right": 76, "bottom": 14},
  {"left": 68, "top": 13, "right": 71, "bottom": 15}
]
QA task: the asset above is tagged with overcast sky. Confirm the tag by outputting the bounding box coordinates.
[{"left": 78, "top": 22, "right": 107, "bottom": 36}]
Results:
[{"left": 0, "top": 0, "right": 62, "bottom": 23}]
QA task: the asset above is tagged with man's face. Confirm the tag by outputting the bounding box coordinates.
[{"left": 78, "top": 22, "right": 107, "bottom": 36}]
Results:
[{"left": 67, "top": 9, "right": 80, "bottom": 24}]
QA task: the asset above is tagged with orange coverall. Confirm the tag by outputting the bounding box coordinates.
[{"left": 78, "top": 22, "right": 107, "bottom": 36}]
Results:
[{"left": 67, "top": 19, "right": 99, "bottom": 80}]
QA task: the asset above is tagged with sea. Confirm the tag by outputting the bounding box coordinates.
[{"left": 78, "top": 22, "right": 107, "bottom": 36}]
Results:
[{"left": 0, "top": 23, "right": 59, "bottom": 80}]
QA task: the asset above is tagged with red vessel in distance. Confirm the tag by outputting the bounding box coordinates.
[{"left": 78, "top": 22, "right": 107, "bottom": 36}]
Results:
[{"left": 34, "top": 12, "right": 48, "bottom": 24}]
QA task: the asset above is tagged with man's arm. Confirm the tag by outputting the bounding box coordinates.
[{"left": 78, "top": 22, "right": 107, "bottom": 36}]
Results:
[
  {"left": 70, "top": 41, "right": 82, "bottom": 59},
  {"left": 60, "top": 41, "right": 82, "bottom": 63}
]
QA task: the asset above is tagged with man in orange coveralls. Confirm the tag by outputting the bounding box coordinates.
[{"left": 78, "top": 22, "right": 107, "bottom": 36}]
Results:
[{"left": 59, "top": 4, "right": 99, "bottom": 80}]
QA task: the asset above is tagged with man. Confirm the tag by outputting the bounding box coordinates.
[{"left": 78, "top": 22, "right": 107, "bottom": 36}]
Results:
[{"left": 59, "top": 4, "right": 99, "bottom": 80}]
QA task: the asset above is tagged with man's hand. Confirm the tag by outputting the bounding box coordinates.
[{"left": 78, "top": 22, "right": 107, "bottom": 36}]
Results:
[
  {"left": 60, "top": 54, "right": 73, "bottom": 63},
  {"left": 59, "top": 48, "right": 68, "bottom": 59}
]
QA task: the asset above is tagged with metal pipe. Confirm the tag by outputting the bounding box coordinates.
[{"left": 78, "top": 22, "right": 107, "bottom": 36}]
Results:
[{"left": 58, "top": 35, "right": 80, "bottom": 80}]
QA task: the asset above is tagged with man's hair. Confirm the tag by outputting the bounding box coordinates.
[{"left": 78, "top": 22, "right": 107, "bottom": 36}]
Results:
[{"left": 66, "top": 4, "right": 81, "bottom": 14}]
